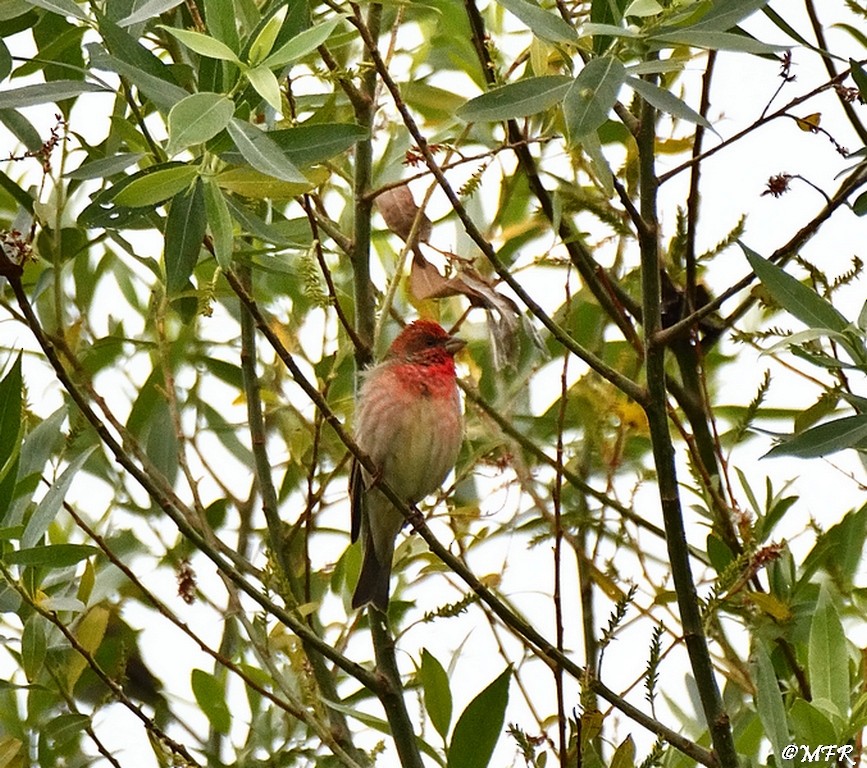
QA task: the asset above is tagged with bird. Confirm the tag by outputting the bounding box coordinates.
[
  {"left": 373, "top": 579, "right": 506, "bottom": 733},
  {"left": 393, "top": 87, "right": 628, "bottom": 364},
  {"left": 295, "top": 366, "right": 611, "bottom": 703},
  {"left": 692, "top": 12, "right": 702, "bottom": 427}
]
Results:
[{"left": 350, "top": 319, "right": 465, "bottom": 611}]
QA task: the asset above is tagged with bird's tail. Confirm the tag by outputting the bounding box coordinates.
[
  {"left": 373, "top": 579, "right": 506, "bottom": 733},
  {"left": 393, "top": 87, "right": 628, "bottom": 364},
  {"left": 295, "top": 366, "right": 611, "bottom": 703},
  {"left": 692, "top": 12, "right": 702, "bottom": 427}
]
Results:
[{"left": 351, "top": 541, "right": 392, "bottom": 611}]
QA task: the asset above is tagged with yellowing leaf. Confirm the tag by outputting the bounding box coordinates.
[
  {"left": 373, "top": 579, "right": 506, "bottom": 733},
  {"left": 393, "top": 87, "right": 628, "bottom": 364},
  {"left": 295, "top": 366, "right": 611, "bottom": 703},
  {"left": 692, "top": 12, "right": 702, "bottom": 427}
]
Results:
[
  {"left": 744, "top": 591, "right": 792, "bottom": 621},
  {"left": 215, "top": 166, "right": 326, "bottom": 199},
  {"left": 795, "top": 113, "right": 821, "bottom": 131},
  {"left": 66, "top": 605, "right": 110, "bottom": 691}
]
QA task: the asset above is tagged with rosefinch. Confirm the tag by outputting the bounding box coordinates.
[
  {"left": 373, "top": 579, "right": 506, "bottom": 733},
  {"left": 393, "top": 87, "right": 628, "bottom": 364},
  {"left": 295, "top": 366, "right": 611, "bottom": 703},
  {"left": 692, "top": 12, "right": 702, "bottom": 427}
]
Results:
[{"left": 350, "top": 319, "right": 465, "bottom": 610}]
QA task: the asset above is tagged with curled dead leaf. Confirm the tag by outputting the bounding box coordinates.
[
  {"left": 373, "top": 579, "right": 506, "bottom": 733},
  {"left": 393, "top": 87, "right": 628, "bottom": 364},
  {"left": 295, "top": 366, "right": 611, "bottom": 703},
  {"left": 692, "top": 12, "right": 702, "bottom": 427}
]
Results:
[
  {"left": 375, "top": 185, "right": 432, "bottom": 244},
  {"left": 409, "top": 251, "right": 522, "bottom": 369}
]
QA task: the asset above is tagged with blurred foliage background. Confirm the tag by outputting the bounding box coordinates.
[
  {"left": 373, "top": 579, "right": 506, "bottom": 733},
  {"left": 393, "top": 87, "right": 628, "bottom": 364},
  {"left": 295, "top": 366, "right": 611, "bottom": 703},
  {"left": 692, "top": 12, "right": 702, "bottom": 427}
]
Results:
[{"left": 1, "top": 0, "right": 867, "bottom": 766}]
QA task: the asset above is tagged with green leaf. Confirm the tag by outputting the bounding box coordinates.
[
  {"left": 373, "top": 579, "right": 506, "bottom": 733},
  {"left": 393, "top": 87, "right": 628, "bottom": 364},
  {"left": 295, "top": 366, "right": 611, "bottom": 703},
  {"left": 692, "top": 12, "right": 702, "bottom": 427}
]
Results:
[
  {"left": 26, "top": 0, "right": 88, "bottom": 20},
  {"left": 4, "top": 543, "right": 99, "bottom": 567},
  {"left": 799, "top": 505, "right": 867, "bottom": 592},
  {"left": 22, "top": 447, "right": 96, "bottom": 548},
  {"left": 247, "top": 5, "right": 287, "bottom": 64},
  {"left": 117, "top": 0, "right": 185, "bottom": 27},
  {"left": 494, "top": 0, "right": 577, "bottom": 44},
  {"left": 90, "top": 50, "right": 187, "bottom": 111},
  {"left": 850, "top": 59, "right": 867, "bottom": 101},
  {"left": 789, "top": 699, "right": 837, "bottom": 746},
  {"left": 113, "top": 164, "right": 199, "bottom": 208},
  {"left": 245, "top": 65, "right": 282, "bottom": 111},
  {"left": 261, "top": 17, "right": 344, "bottom": 69},
  {"left": 226, "top": 118, "right": 307, "bottom": 182},
  {"left": 6, "top": 408, "right": 65, "bottom": 528},
  {"left": 563, "top": 57, "right": 626, "bottom": 141},
  {"left": 625, "top": 76, "right": 713, "bottom": 129},
  {"left": 66, "top": 604, "right": 109, "bottom": 691},
  {"left": 0, "top": 80, "right": 106, "bottom": 109},
  {"left": 611, "top": 736, "right": 636, "bottom": 768},
  {"left": 166, "top": 92, "right": 234, "bottom": 155},
  {"left": 268, "top": 123, "right": 367, "bottom": 166},
  {"left": 421, "top": 649, "right": 452, "bottom": 741},
  {"left": 852, "top": 190, "right": 867, "bottom": 217},
  {"left": 221, "top": 122, "right": 367, "bottom": 168},
  {"left": 203, "top": 180, "right": 234, "bottom": 269},
  {"left": 0, "top": 107, "right": 42, "bottom": 151},
  {"left": 46, "top": 713, "right": 91, "bottom": 747},
  {"left": 457, "top": 76, "right": 571, "bottom": 122},
  {"left": 687, "top": 0, "right": 771, "bottom": 31},
  {"left": 191, "top": 669, "right": 231, "bottom": 734},
  {"left": 447, "top": 667, "right": 510, "bottom": 768},
  {"left": 65, "top": 152, "right": 145, "bottom": 180},
  {"left": 625, "top": 0, "right": 662, "bottom": 17},
  {"left": 97, "top": 16, "right": 186, "bottom": 110},
  {"left": 765, "top": 415, "right": 867, "bottom": 459},
  {"left": 164, "top": 178, "right": 206, "bottom": 295},
  {"left": 0, "top": 354, "right": 22, "bottom": 523},
  {"left": 21, "top": 614, "right": 46, "bottom": 682},
  {"left": 808, "top": 585, "right": 849, "bottom": 721},
  {"left": 651, "top": 29, "right": 786, "bottom": 54},
  {"left": 215, "top": 166, "right": 322, "bottom": 199},
  {"left": 752, "top": 640, "right": 793, "bottom": 768},
  {"left": 742, "top": 244, "right": 849, "bottom": 332},
  {"left": 159, "top": 25, "right": 241, "bottom": 63},
  {"left": 590, "top": 0, "right": 626, "bottom": 54},
  {"left": 78, "top": 161, "right": 187, "bottom": 229},
  {"left": 203, "top": 0, "right": 240, "bottom": 48}
]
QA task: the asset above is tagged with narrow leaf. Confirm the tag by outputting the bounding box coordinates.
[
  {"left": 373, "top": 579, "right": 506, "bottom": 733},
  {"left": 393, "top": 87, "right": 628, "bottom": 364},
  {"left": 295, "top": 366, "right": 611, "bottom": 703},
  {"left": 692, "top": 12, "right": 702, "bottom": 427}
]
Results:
[
  {"left": 113, "top": 164, "right": 198, "bottom": 208},
  {"left": 625, "top": 75, "right": 713, "bottom": 129},
  {"left": 166, "top": 92, "right": 234, "bottom": 155},
  {"left": 447, "top": 667, "right": 510, "bottom": 768},
  {"left": 21, "top": 614, "right": 46, "bottom": 682},
  {"left": 192, "top": 669, "right": 231, "bottom": 734},
  {"left": 808, "top": 585, "right": 849, "bottom": 720},
  {"left": 117, "top": 0, "right": 185, "bottom": 26},
  {"left": 742, "top": 244, "right": 849, "bottom": 332},
  {"left": 164, "top": 178, "right": 206, "bottom": 295},
  {"left": 26, "top": 0, "right": 88, "bottom": 20},
  {"left": 158, "top": 25, "right": 241, "bottom": 63},
  {"left": 850, "top": 59, "right": 867, "bottom": 101},
  {"left": 46, "top": 713, "right": 92, "bottom": 747},
  {"left": 494, "top": 0, "right": 578, "bottom": 43},
  {"left": 215, "top": 166, "right": 322, "bottom": 199},
  {"left": 789, "top": 699, "right": 838, "bottom": 745},
  {"left": 203, "top": 180, "right": 234, "bottom": 269},
  {"left": 689, "top": 0, "right": 771, "bottom": 31},
  {"left": 247, "top": 6, "right": 287, "bottom": 64},
  {"left": 0, "top": 354, "right": 22, "bottom": 522},
  {"left": 227, "top": 118, "right": 307, "bottom": 182},
  {"left": 22, "top": 448, "right": 96, "bottom": 548},
  {"left": 651, "top": 29, "right": 786, "bottom": 54},
  {"left": 563, "top": 57, "right": 626, "bottom": 141},
  {"left": 457, "top": 76, "right": 571, "bottom": 122},
  {"left": 66, "top": 605, "right": 109, "bottom": 690},
  {"left": 752, "top": 640, "right": 793, "bottom": 768},
  {"left": 0, "top": 80, "right": 106, "bottom": 109},
  {"left": 5, "top": 543, "right": 99, "bottom": 567},
  {"left": 245, "top": 65, "right": 282, "bottom": 111},
  {"left": 262, "top": 17, "right": 345, "bottom": 69},
  {"left": 65, "top": 152, "right": 145, "bottom": 180},
  {"left": 421, "top": 649, "right": 453, "bottom": 741},
  {"left": 89, "top": 50, "right": 187, "bottom": 111},
  {"left": 765, "top": 415, "right": 867, "bottom": 459}
]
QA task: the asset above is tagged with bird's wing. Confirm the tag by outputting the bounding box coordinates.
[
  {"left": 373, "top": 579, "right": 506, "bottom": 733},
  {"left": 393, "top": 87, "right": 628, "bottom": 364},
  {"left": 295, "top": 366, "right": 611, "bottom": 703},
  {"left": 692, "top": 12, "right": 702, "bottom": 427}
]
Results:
[{"left": 349, "top": 457, "right": 364, "bottom": 543}]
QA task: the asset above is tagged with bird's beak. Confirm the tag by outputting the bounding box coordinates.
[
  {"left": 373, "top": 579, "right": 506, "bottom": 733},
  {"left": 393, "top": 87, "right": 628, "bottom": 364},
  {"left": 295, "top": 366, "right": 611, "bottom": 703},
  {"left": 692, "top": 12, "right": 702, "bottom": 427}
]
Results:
[{"left": 445, "top": 334, "right": 466, "bottom": 355}]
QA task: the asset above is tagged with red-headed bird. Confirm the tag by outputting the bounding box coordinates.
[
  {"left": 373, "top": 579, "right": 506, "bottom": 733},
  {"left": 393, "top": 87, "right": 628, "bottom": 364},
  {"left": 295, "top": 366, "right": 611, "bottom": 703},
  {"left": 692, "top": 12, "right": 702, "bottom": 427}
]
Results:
[{"left": 350, "top": 320, "right": 465, "bottom": 610}]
